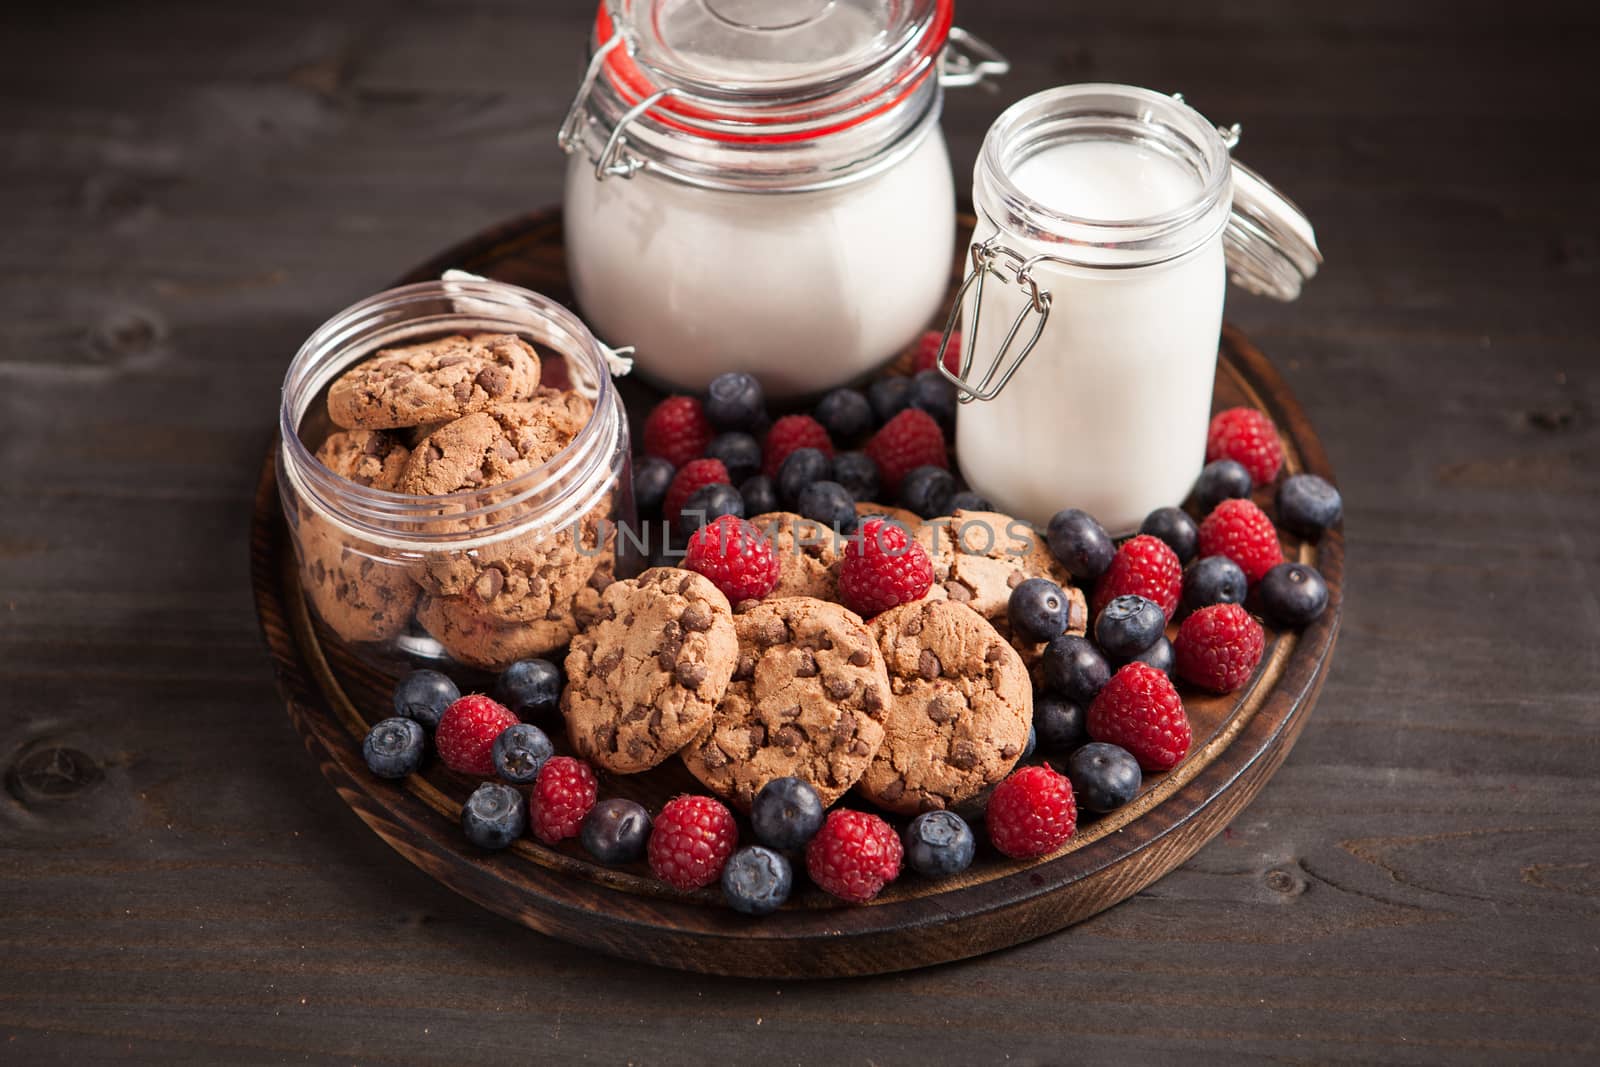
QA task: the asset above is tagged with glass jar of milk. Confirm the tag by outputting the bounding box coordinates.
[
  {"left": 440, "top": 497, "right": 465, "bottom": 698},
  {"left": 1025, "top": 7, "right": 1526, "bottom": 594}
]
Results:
[
  {"left": 944, "top": 84, "right": 1321, "bottom": 534},
  {"left": 559, "top": 0, "right": 1006, "bottom": 398}
]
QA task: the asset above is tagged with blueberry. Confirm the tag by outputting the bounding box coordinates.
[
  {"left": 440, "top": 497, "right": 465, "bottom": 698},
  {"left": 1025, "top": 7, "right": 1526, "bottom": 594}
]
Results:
[
  {"left": 1033, "top": 693, "right": 1087, "bottom": 754},
  {"left": 677, "top": 482, "right": 744, "bottom": 539},
  {"left": 1008, "top": 577, "right": 1071, "bottom": 643},
  {"left": 1182, "top": 555, "right": 1248, "bottom": 614},
  {"left": 392, "top": 669, "right": 459, "bottom": 729},
  {"left": 750, "top": 776, "right": 824, "bottom": 850},
  {"left": 797, "top": 480, "right": 857, "bottom": 533},
  {"left": 1194, "top": 459, "right": 1252, "bottom": 514},
  {"left": 494, "top": 658, "right": 561, "bottom": 717},
  {"left": 1022, "top": 724, "right": 1037, "bottom": 761},
  {"left": 814, "top": 387, "right": 875, "bottom": 444},
  {"left": 633, "top": 455, "right": 676, "bottom": 516},
  {"left": 703, "top": 371, "right": 766, "bottom": 431},
  {"left": 1129, "top": 634, "right": 1174, "bottom": 676},
  {"left": 832, "top": 451, "right": 880, "bottom": 502},
  {"left": 1046, "top": 508, "right": 1115, "bottom": 581},
  {"left": 705, "top": 432, "right": 763, "bottom": 484},
  {"left": 461, "top": 782, "right": 527, "bottom": 850},
  {"left": 721, "top": 846, "right": 793, "bottom": 916},
  {"left": 491, "top": 723, "right": 553, "bottom": 785},
  {"left": 740, "top": 474, "right": 778, "bottom": 516},
  {"left": 908, "top": 369, "right": 957, "bottom": 429},
  {"left": 1067, "top": 743, "right": 1142, "bottom": 814},
  {"left": 899, "top": 464, "right": 956, "bottom": 517},
  {"left": 1041, "top": 634, "right": 1112, "bottom": 705},
  {"left": 1139, "top": 506, "right": 1199, "bottom": 563},
  {"left": 362, "top": 717, "right": 425, "bottom": 778},
  {"left": 948, "top": 490, "right": 992, "bottom": 512},
  {"left": 777, "top": 447, "right": 832, "bottom": 507},
  {"left": 1095, "top": 594, "right": 1166, "bottom": 659},
  {"left": 1258, "top": 562, "right": 1330, "bottom": 627},
  {"left": 868, "top": 375, "right": 912, "bottom": 422},
  {"left": 902, "top": 810, "right": 976, "bottom": 878},
  {"left": 1276, "top": 474, "right": 1343, "bottom": 538},
  {"left": 580, "top": 797, "right": 652, "bottom": 865}
]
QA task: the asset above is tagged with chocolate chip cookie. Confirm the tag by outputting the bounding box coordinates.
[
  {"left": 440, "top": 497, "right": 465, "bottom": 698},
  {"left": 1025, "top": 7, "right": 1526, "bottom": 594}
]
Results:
[
  {"left": 858, "top": 599, "right": 1032, "bottom": 815},
  {"left": 918, "top": 509, "right": 1087, "bottom": 643},
  {"left": 400, "top": 389, "right": 593, "bottom": 497},
  {"left": 681, "top": 597, "right": 891, "bottom": 810},
  {"left": 327, "top": 332, "right": 542, "bottom": 430},
  {"left": 748, "top": 511, "right": 842, "bottom": 601},
  {"left": 313, "top": 428, "right": 412, "bottom": 489},
  {"left": 562, "top": 568, "right": 738, "bottom": 774}
]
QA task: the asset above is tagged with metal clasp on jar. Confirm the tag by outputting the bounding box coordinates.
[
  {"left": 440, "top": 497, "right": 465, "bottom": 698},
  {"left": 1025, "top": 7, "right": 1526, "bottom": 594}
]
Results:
[
  {"left": 558, "top": 35, "right": 679, "bottom": 181},
  {"left": 933, "top": 239, "right": 1064, "bottom": 404},
  {"left": 940, "top": 28, "right": 1010, "bottom": 88}
]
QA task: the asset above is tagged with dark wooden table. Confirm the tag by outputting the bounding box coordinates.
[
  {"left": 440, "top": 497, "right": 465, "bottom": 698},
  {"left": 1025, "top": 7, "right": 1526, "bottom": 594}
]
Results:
[{"left": 3, "top": 1, "right": 1596, "bottom": 1063}]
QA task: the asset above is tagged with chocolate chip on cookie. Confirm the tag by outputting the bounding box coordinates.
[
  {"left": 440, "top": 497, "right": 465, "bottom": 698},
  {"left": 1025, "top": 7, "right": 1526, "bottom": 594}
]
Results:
[{"left": 327, "top": 332, "right": 542, "bottom": 430}]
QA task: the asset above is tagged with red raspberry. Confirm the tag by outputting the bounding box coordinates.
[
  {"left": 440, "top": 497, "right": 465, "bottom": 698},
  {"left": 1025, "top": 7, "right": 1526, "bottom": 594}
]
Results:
[
  {"left": 1088, "top": 663, "right": 1192, "bottom": 772},
  {"left": 1091, "top": 534, "right": 1183, "bottom": 621},
  {"left": 1206, "top": 407, "right": 1283, "bottom": 485},
  {"left": 761, "top": 414, "right": 834, "bottom": 478},
  {"left": 1197, "top": 498, "right": 1284, "bottom": 584},
  {"left": 837, "top": 518, "right": 934, "bottom": 617},
  {"left": 1175, "top": 603, "right": 1265, "bottom": 694},
  {"left": 986, "top": 764, "right": 1077, "bottom": 859},
  {"left": 648, "top": 795, "right": 738, "bottom": 891},
  {"left": 662, "top": 457, "right": 730, "bottom": 526},
  {"left": 643, "top": 396, "right": 715, "bottom": 468},
  {"left": 527, "top": 756, "right": 597, "bottom": 844},
  {"left": 864, "top": 408, "right": 946, "bottom": 495},
  {"left": 805, "top": 809, "right": 902, "bottom": 903},
  {"left": 684, "top": 515, "right": 780, "bottom": 603},
  {"left": 911, "top": 329, "right": 962, "bottom": 375},
  {"left": 434, "top": 695, "right": 519, "bottom": 777}
]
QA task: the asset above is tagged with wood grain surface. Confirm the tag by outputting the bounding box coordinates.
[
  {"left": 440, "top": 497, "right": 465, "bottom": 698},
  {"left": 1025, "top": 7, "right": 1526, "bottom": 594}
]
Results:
[{"left": 2, "top": 0, "right": 1597, "bottom": 1062}]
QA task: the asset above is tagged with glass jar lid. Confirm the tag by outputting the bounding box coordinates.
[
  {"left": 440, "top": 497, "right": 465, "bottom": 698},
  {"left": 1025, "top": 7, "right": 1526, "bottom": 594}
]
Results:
[{"left": 1224, "top": 159, "right": 1323, "bottom": 300}]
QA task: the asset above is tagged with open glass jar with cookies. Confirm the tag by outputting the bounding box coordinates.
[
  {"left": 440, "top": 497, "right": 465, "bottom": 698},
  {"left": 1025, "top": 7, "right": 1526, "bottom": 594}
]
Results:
[{"left": 277, "top": 279, "right": 634, "bottom": 674}]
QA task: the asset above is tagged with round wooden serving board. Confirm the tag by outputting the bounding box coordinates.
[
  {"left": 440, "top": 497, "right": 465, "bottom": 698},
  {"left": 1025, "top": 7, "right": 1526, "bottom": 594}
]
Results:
[{"left": 252, "top": 209, "right": 1343, "bottom": 978}]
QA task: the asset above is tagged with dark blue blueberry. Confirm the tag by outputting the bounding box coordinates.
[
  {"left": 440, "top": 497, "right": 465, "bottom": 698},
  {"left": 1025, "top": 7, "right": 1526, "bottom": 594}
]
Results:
[
  {"left": 494, "top": 658, "right": 561, "bottom": 717},
  {"left": 902, "top": 811, "right": 976, "bottom": 878},
  {"left": 814, "top": 387, "right": 875, "bottom": 444},
  {"left": 1182, "top": 555, "right": 1249, "bottom": 614},
  {"left": 1129, "top": 635, "right": 1174, "bottom": 676},
  {"left": 705, "top": 432, "right": 763, "bottom": 484},
  {"left": 1066, "top": 742, "right": 1142, "bottom": 814},
  {"left": 491, "top": 723, "right": 553, "bottom": 785},
  {"left": 1041, "top": 634, "right": 1111, "bottom": 706},
  {"left": 1095, "top": 594, "right": 1166, "bottom": 660},
  {"left": 1140, "top": 506, "right": 1199, "bottom": 563},
  {"left": 461, "top": 782, "right": 527, "bottom": 850},
  {"left": 1046, "top": 508, "right": 1115, "bottom": 581},
  {"left": 1194, "top": 459, "right": 1252, "bottom": 514},
  {"left": 948, "top": 490, "right": 993, "bottom": 512},
  {"left": 392, "top": 669, "right": 459, "bottom": 729},
  {"left": 1033, "top": 693, "right": 1087, "bottom": 754},
  {"left": 777, "top": 447, "right": 833, "bottom": 506},
  {"left": 740, "top": 474, "right": 779, "bottom": 516},
  {"left": 750, "top": 776, "right": 824, "bottom": 850},
  {"left": 721, "top": 846, "right": 792, "bottom": 916},
  {"left": 633, "top": 455, "right": 676, "bottom": 516},
  {"left": 868, "top": 375, "right": 912, "bottom": 422},
  {"left": 703, "top": 371, "right": 767, "bottom": 432},
  {"left": 899, "top": 464, "right": 956, "bottom": 517},
  {"left": 908, "top": 369, "right": 957, "bottom": 429},
  {"left": 1258, "top": 562, "right": 1330, "bottom": 628},
  {"left": 363, "top": 717, "right": 425, "bottom": 779},
  {"left": 797, "top": 480, "right": 857, "bottom": 533},
  {"left": 677, "top": 482, "right": 745, "bottom": 539},
  {"left": 580, "top": 797, "right": 652, "bottom": 865},
  {"left": 1276, "top": 474, "right": 1343, "bottom": 538},
  {"left": 832, "top": 451, "right": 880, "bottom": 502},
  {"left": 1022, "top": 724, "right": 1037, "bottom": 761},
  {"left": 1007, "top": 577, "right": 1071, "bottom": 643}
]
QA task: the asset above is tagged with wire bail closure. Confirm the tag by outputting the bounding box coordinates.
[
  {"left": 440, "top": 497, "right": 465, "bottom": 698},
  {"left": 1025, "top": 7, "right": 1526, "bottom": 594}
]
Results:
[
  {"left": 934, "top": 239, "right": 1061, "bottom": 403},
  {"left": 940, "top": 28, "right": 1011, "bottom": 88},
  {"left": 558, "top": 35, "right": 678, "bottom": 182}
]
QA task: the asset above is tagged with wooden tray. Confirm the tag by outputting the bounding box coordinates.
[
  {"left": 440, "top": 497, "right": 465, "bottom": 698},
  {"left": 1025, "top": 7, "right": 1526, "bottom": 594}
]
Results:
[{"left": 251, "top": 209, "right": 1343, "bottom": 978}]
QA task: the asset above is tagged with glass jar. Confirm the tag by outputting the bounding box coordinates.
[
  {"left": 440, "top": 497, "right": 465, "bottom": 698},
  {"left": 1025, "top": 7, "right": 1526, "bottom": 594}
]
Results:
[
  {"left": 277, "top": 280, "right": 634, "bottom": 672},
  {"left": 941, "top": 84, "right": 1321, "bottom": 534},
  {"left": 559, "top": 0, "right": 1007, "bottom": 397}
]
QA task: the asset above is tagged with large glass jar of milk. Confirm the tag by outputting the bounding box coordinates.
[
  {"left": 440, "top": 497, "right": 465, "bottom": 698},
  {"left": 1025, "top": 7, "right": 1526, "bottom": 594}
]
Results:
[
  {"left": 559, "top": 0, "right": 1006, "bottom": 398},
  {"left": 944, "top": 84, "right": 1321, "bottom": 534}
]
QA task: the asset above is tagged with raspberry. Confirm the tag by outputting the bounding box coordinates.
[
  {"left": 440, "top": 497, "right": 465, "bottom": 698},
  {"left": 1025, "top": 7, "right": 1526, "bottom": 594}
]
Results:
[
  {"left": 837, "top": 518, "right": 934, "bottom": 617},
  {"left": 986, "top": 764, "right": 1077, "bottom": 859},
  {"left": 864, "top": 408, "right": 946, "bottom": 495},
  {"left": 1087, "top": 663, "right": 1192, "bottom": 772},
  {"left": 1091, "top": 534, "right": 1183, "bottom": 621},
  {"left": 662, "top": 457, "right": 731, "bottom": 526},
  {"left": 805, "top": 809, "right": 902, "bottom": 903},
  {"left": 911, "top": 329, "right": 962, "bottom": 376},
  {"left": 762, "top": 414, "right": 834, "bottom": 479},
  {"left": 643, "top": 396, "right": 714, "bottom": 468},
  {"left": 434, "top": 695, "right": 519, "bottom": 777},
  {"left": 1206, "top": 407, "right": 1283, "bottom": 485},
  {"left": 684, "top": 515, "right": 780, "bottom": 603},
  {"left": 1174, "top": 603, "right": 1265, "bottom": 694},
  {"left": 648, "top": 795, "right": 738, "bottom": 891},
  {"left": 527, "top": 756, "right": 597, "bottom": 844},
  {"left": 1197, "top": 498, "right": 1284, "bottom": 584}
]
